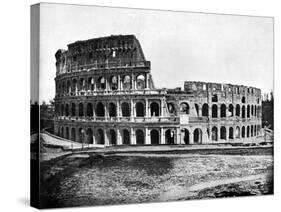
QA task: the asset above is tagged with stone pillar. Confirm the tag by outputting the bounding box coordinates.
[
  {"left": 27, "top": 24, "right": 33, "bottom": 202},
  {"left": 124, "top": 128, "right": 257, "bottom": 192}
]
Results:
[
  {"left": 145, "top": 128, "right": 151, "bottom": 145},
  {"left": 130, "top": 128, "right": 136, "bottom": 145},
  {"left": 145, "top": 73, "right": 149, "bottom": 89},
  {"left": 176, "top": 128, "right": 181, "bottom": 144},
  {"left": 131, "top": 73, "right": 135, "bottom": 90},
  {"left": 160, "top": 127, "right": 165, "bottom": 144},
  {"left": 104, "top": 129, "right": 109, "bottom": 146},
  {"left": 93, "top": 103, "right": 96, "bottom": 121},
  {"left": 117, "top": 129, "right": 122, "bottom": 145},
  {"left": 226, "top": 128, "right": 229, "bottom": 141},
  {"left": 161, "top": 98, "right": 165, "bottom": 117},
  {"left": 217, "top": 106, "right": 221, "bottom": 118},
  {"left": 190, "top": 131, "right": 194, "bottom": 144},
  {"left": 104, "top": 102, "right": 108, "bottom": 120},
  {"left": 116, "top": 100, "right": 120, "bottom": 120},
  {"left": 130, "top": 99, "right": 134, "bottom": 121},
  {"left": 117, "top": 75, "right": 121, "bottom": 91},
  {"left": 145, "top": 98, "right": 149, "bottom": 117}
]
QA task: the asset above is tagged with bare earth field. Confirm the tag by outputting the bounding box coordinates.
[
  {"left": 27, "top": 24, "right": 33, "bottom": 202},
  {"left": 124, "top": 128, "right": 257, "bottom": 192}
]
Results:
[{"left": 39, "top": 146, "right": 273, "bottom": 208}]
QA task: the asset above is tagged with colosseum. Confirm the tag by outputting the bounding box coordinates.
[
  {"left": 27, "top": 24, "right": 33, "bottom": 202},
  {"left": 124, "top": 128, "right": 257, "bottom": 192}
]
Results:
[{"left": 54, "top": 35, "right": 262, "bottom": 146}]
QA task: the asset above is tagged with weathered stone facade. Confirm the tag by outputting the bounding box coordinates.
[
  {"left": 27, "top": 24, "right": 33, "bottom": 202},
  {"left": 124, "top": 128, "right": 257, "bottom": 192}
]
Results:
[{"left": 54, "top": 35, "right": 262, "bottom": 146}]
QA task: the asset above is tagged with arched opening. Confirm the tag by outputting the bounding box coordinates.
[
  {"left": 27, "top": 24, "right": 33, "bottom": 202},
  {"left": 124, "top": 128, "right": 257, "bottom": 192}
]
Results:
[
  {"left": 183, "top": 129, "right": 190, "bottom": 144},
  {"left": 65, "top": 127, "right": 69, "bottom": 139},
  {"left": 78, "top": 103, "right": 84, "bottom": 117},
  {"left": 242, "top": 105, "right": 245, "bottom": 118},
  {"left": 88, "top": 77, "right": 94, "bottom": 91},
  {"left": 78, "top": 128, "right": 84, "bottom": 143},
  {"left": 121, "top": 102, "right": 130, "bottom": 117},
  {"left": 180, "top": 102, "right": 190, "bottom": 114},
  {"left": 71, "top": 128, "right": 76, "bottom": 142},
  {"left": 228, "top": 104, "right": 234, "bottom": 117},
  {"left": 97, "top": 76, "right": 106, "bottom": 90},
  {"left": 247, "top": 126, "right": 250, "bottom": 137},
  {"left": 165, "top": 129, "right": 175, "bottom": 144},
  {"left": 235, "top": 126, "right": 240, "bottom": 139},
  {"left": 122, "top": 129, "right": 130, "bottom": 145},
  {"left": 220, "top": 126, "right": 226, "bottom": 140},
  {"left": 251, "top": 105, "right": 254, "bottom": 116},
  {"left": 150, "top": 102, "right": 160, "bottom": 117},
  {"left": 108, "top": 103, "right": 116, "bottom": 117},
  {"left": 136, "top": 129, "right": 145, "bottom": 145},
  {"left": 254, "top": 105, "right": 257, "bottom": 117},
  {"left": 251, "top": 125, "right": 253, "bottom": 137},
  {"left": 242, "top": 126, "right": 245, "bottom": 138},
  {"left": 86, "top": 128, "right": 93, "bottom": 144},
  {"left": 72, "top": 79, "right": 77, "bottom": 93},
  {"left": 60, "top": 104, "right": 64, "bottom": 116},
  {"left": 211, "top": 127, "right": 218, "bottom": 141},
  {"left": 122, "top": 75, "right": 131, "bottom": 90},
  {"left": 220, "top": 104, "right": 226, "bottom": 118},
  {"left": 109, "top": 129, "right": 117, "bottom": 145},
  {"left": 202, "top": 103, "right": 209, "bottom": 117},
  {"left": 167, "top": 103, "right": 176, "bottom": 115},
  {"left": 254, "top": 125, "right": 257, "bottom": 136},
  {"left": 236, "top": 104, "right": 240, "bottom": 117},
  {"left": 136, "top": 102, "right": 145, "bottom": 117},
  {"left": 87, "top": 103, "right": 93, "bottom": 117},
  {"left": 67, "top": 80, "right": 71, "bottom": 94},
  {"left": 65, "top": 104, "right": 69, "bottom": 116},
  {"left": 247, "top": 105, "right": 250, "bottom": 118},
  {"left": 150, "top": 129, "right": 160, "bottom": 145},
  {"left": 229, "top": 127, "right": 234, "bottom": 139},
  {"left": 212, "top": 94, "right": 218, "bottom": 102},
  {"left": 71, "top": 103, "right": 76, "bottom": 116},
  {"left": 212, "top": 104, "right": 218, "bottom": 118},
  {"left": 60, "top": 127, "right": 64, "bottom": 138},
  {"left": 80, "top": 78, "right": 85, "bottom": 91},
  {"left": 96, "top": 129, "right": 105, "bottom": 144},
  {"left": 136, "top": 75, "right": 145, "bottom": 90},
  {"left": 194, "top": 128, "right": 202, "bottom": 144},
  {"left": 96, "top": 102, "right": 105, "bottom": 117},
  {"left": 109, "top": 75, "right": 118, "bottom": 91},
  {"left": 242, "top": 96, "right": 245, "bottom": 103}
]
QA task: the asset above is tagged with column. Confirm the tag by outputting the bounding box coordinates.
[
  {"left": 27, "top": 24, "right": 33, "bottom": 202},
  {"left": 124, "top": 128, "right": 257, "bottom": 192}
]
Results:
[
  {"left": 160, "top": 127, "right": 165, "bottom": 144},
  {"left": 93, "top": 103, "right": 96, "bottom": 121},
  {"left": 145, "top": 128, "right": 151, "bottom": 145},
  {"left": 130, "top": 128, "right": 136, "bottom": 145},
  {"left": 117, "top": 129, "right": 122, "bottom": 145},
  {"left": 130, "top": 99, "right": 134, "bottom": 121},
  {"left": 131, "top": 73, "right": 135, "bottom": 90},
  {"left": 116, "top": 100, "right": 120, "bottom": 121},
  {"left": 104, "top": 129, "right": 109, "bottom": 146},
  {"left": 104, "top": 102, "right": 108, "bottom": 120},
  {"left": 145, "top": 73, "right": 149, "bottom": 89},
  {"left": 190, "top": 131, "right": 194, "bottom": 144},
  {"left": 176, "top": 128, "right": 181, "bottom": 144},
  {"left": 226, "top": 128, "right": 229, "bottom": 141},
  {"left": 145, "top": 98, "right": 149, "bottom": 117},
  {"left": 161, "top": 98, "right": 165, "bottom": 117},
  {"left": 117, "top": 75, "right": 121, "bottom": 91}
]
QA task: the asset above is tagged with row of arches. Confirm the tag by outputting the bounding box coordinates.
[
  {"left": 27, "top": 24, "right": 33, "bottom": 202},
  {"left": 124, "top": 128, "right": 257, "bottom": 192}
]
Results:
[
  {"left": 56, "top": 73, "right": 147, "bottom": 96},
  {"left": 168, "top": 102, "right": 261, "bottom": 118},
  {"left": 57, "top": 101, "right": 161, "bottom": 117}
]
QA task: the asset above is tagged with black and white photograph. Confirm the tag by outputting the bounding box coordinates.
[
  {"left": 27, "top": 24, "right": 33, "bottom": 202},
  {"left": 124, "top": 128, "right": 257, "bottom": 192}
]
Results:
[{"left": 30, "top": 2, "right": 274, "bottom": 209}]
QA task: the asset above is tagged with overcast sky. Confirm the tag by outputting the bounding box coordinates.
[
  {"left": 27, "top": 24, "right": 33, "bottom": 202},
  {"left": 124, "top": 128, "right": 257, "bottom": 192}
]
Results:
[{"left": 36, "top": 3, "right": 273, "bottom": 103}]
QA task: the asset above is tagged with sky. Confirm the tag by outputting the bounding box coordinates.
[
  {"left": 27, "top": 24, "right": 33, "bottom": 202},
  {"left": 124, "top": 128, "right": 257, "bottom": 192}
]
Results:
[{"left": 35, "top": 3, "right": 274, "bottom": 103}]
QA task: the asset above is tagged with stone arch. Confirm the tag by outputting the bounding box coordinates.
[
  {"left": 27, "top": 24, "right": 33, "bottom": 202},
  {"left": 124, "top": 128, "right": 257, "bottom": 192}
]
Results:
[
  {"left": 182, "top": 128, "right": 190, "bottom": 144},
  {"left": 242, "top": 126, "right": 245, "bottom": 138},
  {"left": 87, "top": 103, "right": 93, "bottom": 117},
  {"left": 136, "top": 102, "right": 145, "bottom": 117},
  {"left": 235, "top": 126, "right": 240, "bottom": 139},
  {"left": 136, "top": 129, "right": 145, "bottom": 145},
  {"left": 150, "top": 129, "right": 160, "bottom": 145},
  {"left": 211, "top": 126, "right": 218, "bottom": 141},
  {"left": 65, "top": 104, "right": 69, "bottom": 116},
  {"left": 220, "top": 104, "right": 226, "bottom": 118},
  {"left": 229, "top": 127, "right": 234, "bottom": 139},
  {"left": 108, "top": 129, "right": 117, "bottom": 145},
  {"left": 236, "top": 104, "right": 240, "bottom": 117},
  {"left": 71, "top": 103, "right": 76, "bottom": 116},
  {"left": 122, "top": 129, "right": 130, "bottom": 145},
  {"left": 220, "top": 126, "right": 227, "bottom": 140},
  {"left": 96, "top": 128, "right": 105, "bottom": 144},
  {"left": 136, "top": 74, "right": 145, "bottom": 90},
  {"left": 242, "top": 105, "right": 246, "bottom": 118},
  {"left": 165, "top": 129, "right": 175, "bottom": 144},
  {"left": 251, "top": 125, "right": 254, "bottom": 137},
  {"left": 251, "top": 105, "right": 254, "bottom": 116},
  {"left": 180, "top": 102, "right": 190, "bottom": 114},
  {"left": 97, "top": 76, "right": 106, "bottom": 90},
  {"left": 78, "top": 103, "right": 84, "bottom": 117},
  {"left": 122, "top": 75, "right": 131, "bottom": 90},
  {"left": 212, "top": 94, "right": 218, "bottom": 102},
  {"left": 254, "top": 105, "right": 257, "bottom": 117},
  {"left": 86, "top": 128, "right": 93, "bottom": 144},
  {"left": 72, "top": 79, "right": 77, "bottom": 93},
  {"left": 150, "top": 102, "right": 160, "bottom": 117},
  {"left": 109, "top": 75, "right": 118, "bottom": 91},
  {"left": 212, "top": 104, "right": 218, "bottom": 118},
  {"left": 96, "top": 102, "right": 105, "bottom": 117},
  {"left": 108, "top": 102, "right": 117, "bottom": 117},
  {"left": 71, "top": 127, "right": 76, "bottom": 142},
  {"left": 121, "top": 102, "right": 130, "bottom": 117},
  {"left": 167, "top": 102, "right": 176, "bottom": 115},
  {"left": 194, "top": 128, "right": 202, "bottom": 144},
  {"left": 228, "top": 104, "right": 234, "bottom": 117},
  {"left": 202, "top": 103, "right": 209, "bottom": 117},
  {"left": 254, "top": 125, "right": 257, "bottom": 136},
  {"left": 242, "top": 96, "right": 246, "bottom": 103},
  {"left": 247, "top": 105, "right": 250, "bottom": 118},
  {"left": 60, "top": 104, "right": 64, "bottom": 116}
]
